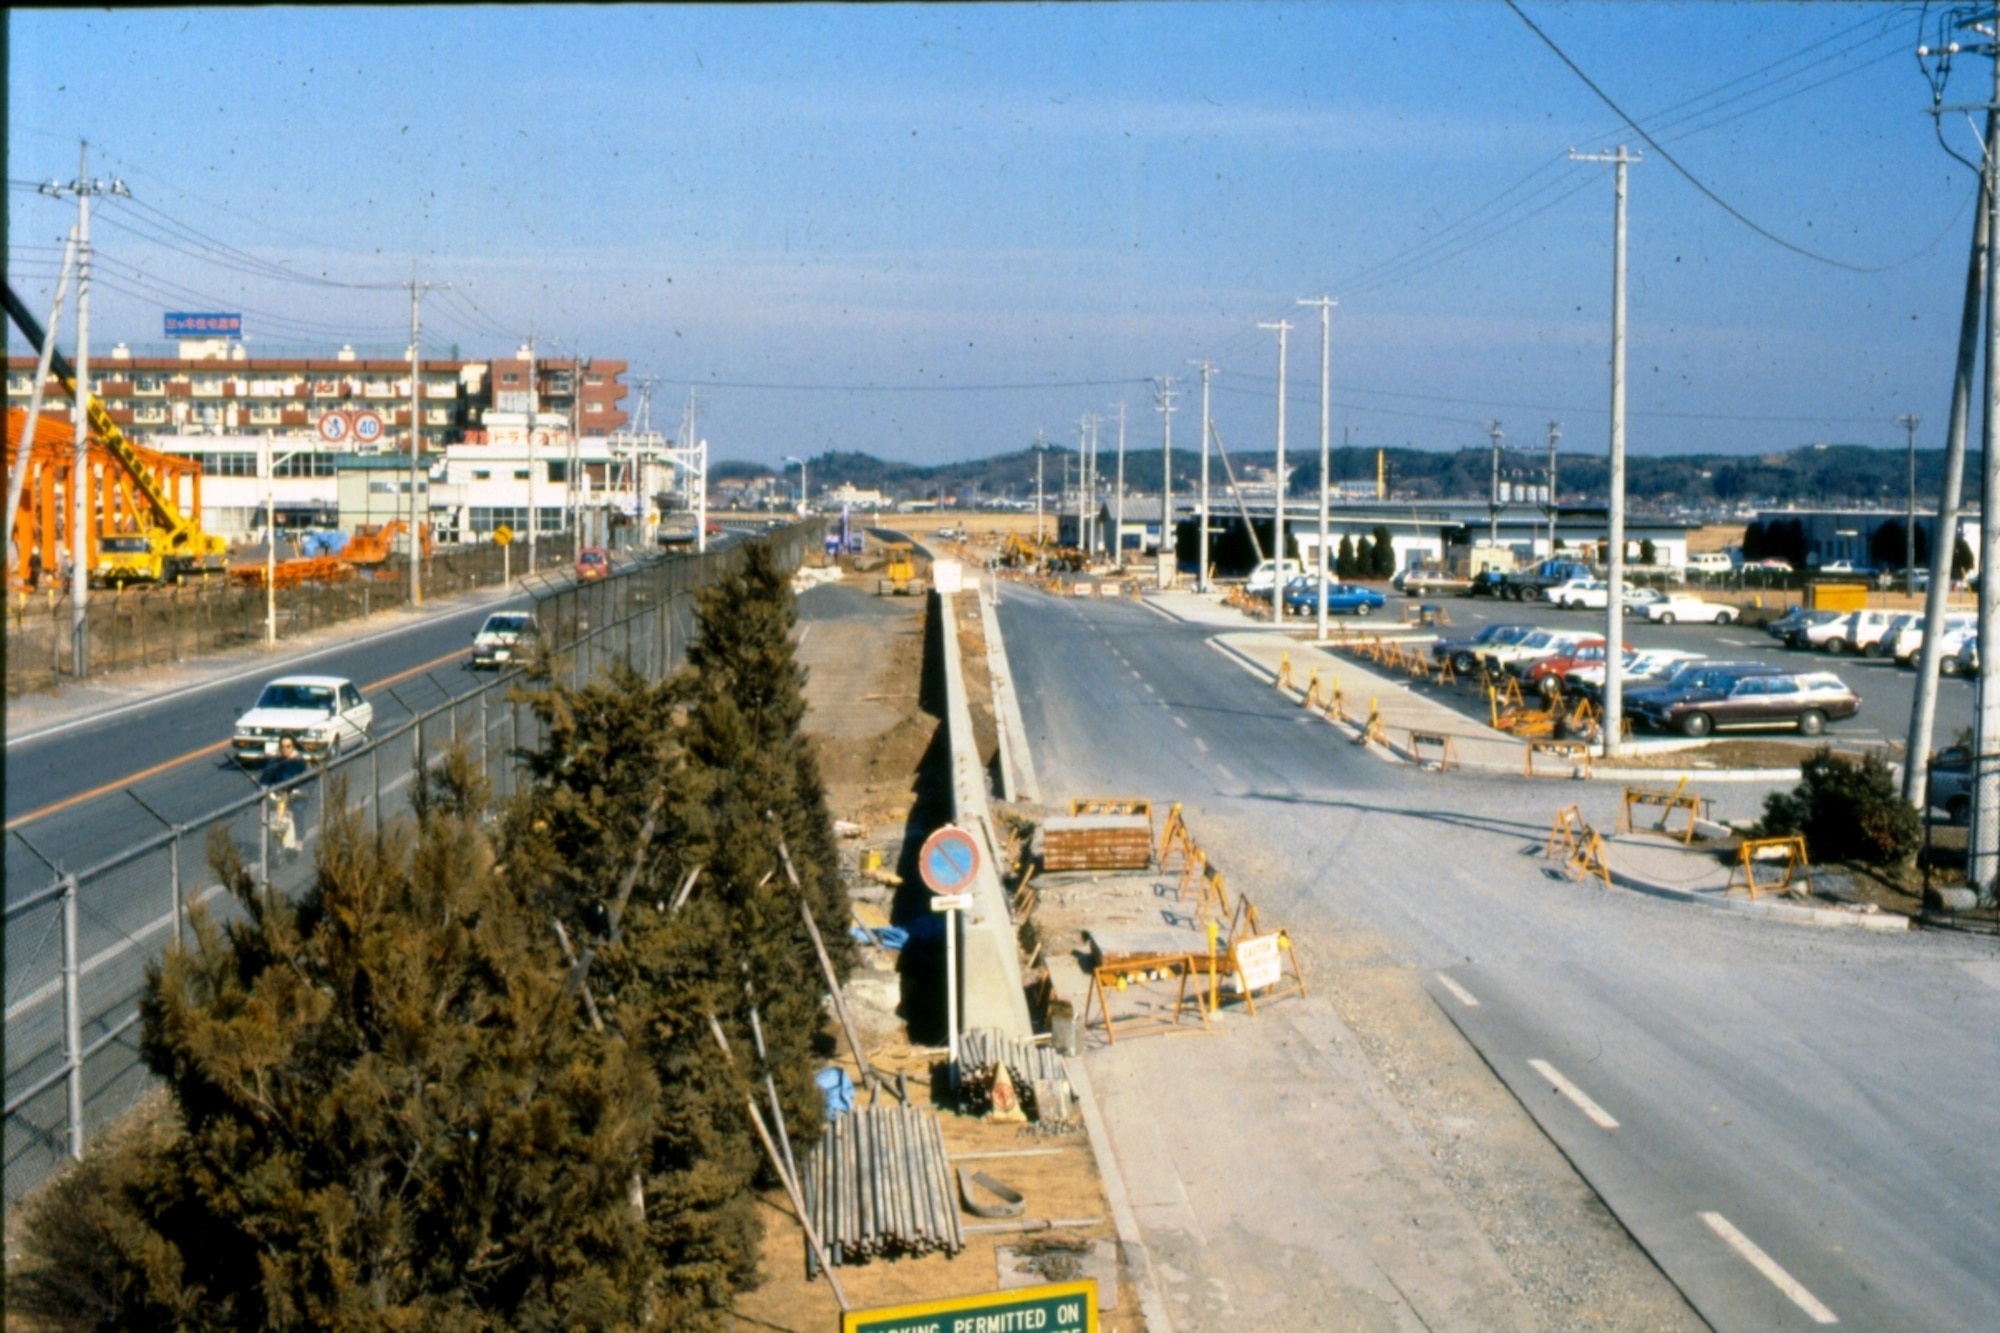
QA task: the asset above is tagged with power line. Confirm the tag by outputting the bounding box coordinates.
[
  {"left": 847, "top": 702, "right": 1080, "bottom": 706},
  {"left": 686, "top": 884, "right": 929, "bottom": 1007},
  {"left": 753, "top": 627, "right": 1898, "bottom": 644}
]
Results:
[{"left": 1505, "top": 0, "right": 1942, "bottom": 274}]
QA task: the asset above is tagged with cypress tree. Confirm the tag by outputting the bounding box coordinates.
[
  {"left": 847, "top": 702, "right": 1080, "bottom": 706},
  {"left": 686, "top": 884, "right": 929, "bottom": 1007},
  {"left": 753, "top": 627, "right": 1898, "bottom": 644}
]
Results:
[
  {"left": 678, "top": 539, "right": 853, "bottom": 1160},
  {"left": 1353, "top": 535, "right": 1375, "bottom": 579},
  {"left": 507, "top": 663, "right": 764, "bottom": 1325},
  {"left": 44, "top": 757, "right": 666, "bottom": 1329},
  {"left": 1336, "top": 534, "right": 1356, "bottom": 579},
  {"left": 1370, "top": 525, "right": 1397, "bottom": 578}
]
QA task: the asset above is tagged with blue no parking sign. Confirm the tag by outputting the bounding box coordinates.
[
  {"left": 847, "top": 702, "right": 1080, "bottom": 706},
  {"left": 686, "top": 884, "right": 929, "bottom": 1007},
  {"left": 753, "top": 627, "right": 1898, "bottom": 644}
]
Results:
[{"left": 919, "top": 825, "right": 980, "bottom": 895}]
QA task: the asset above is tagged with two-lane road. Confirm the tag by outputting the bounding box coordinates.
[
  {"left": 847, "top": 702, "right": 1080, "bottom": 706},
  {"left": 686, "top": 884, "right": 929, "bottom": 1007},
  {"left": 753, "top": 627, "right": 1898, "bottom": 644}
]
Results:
[{"left": 998, "top": 583, "right": 1998, "bottom": 1330}]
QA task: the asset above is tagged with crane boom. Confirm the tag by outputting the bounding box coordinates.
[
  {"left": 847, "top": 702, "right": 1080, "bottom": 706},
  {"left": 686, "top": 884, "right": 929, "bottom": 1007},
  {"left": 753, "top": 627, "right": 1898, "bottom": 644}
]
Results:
[{"left": 5, "top": 280, "right": 199, "bottom": 543}]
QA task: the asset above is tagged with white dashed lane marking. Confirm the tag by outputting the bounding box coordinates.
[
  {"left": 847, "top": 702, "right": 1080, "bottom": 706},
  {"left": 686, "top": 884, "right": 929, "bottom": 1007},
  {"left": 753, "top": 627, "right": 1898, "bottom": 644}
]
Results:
[
  {"left": 1700, "top": 1212, "right": 1839, "bottom": 1324},
  {"left": 1528, "top": 1058, "right": 1621, "bottom": 1131},
  {"left": 1435, "top": 973, "right": 1480, "bottom": 1007}
]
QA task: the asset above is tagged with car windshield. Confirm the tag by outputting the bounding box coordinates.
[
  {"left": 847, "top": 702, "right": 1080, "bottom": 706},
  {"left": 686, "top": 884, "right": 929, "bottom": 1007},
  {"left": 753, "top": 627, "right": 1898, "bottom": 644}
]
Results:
[
  {"left": 101, "top": 535, "right": 150, "bottom": 552},
  {"left": 483, "top": 614, "right": 532, "bottom": 634},
  {"left": 256, "top": 683, "right": 335, "bottom": 712}
]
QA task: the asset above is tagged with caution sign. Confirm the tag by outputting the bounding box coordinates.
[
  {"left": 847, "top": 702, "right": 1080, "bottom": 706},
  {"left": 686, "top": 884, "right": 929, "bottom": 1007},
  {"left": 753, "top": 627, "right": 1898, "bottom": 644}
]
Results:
[
  {"left": 492, "top": 524, "right": 514, "bottom": 546},
  {"left": 842, "top": 1280, "right": 1096, "bottom": 1333}
]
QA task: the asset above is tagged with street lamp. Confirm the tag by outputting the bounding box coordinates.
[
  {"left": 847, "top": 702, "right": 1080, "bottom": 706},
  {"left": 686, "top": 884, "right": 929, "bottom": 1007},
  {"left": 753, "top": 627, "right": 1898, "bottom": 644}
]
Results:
[{"left": 784, "top": 456, "right": 807, "bottom": 515}]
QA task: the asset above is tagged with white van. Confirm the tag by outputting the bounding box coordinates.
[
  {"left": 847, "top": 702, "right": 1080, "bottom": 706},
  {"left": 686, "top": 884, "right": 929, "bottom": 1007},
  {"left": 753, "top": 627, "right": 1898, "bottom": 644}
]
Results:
[
  {"left": 1685, "top": 552, "right": 1734, "bottom": 575},
  {"left": 1244, "top": 559, "right": 1303, "bottom": 594}
]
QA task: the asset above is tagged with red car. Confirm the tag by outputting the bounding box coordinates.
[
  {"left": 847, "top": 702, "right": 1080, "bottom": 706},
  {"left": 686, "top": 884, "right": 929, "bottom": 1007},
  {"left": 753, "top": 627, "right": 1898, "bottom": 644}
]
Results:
[
  {"left": 575, "top": 547, "right": 610, "bottom": 582},
  {"left": 1521, "top": 639, "right": 1636, "bottom": 699}
]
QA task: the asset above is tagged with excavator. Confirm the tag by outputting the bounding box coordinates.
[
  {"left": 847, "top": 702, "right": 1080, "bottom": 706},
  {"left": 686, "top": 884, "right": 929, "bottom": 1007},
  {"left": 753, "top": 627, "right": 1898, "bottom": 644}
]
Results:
[{"left": 6, "top": 282, "right": 228, "bottom": 587}]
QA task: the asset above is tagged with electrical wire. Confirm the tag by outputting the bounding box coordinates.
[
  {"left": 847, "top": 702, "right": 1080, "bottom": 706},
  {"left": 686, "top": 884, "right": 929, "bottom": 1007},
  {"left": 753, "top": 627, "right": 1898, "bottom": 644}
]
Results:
[{"left": 1505, "top": 0, "right": 1944, "bottom": 274}]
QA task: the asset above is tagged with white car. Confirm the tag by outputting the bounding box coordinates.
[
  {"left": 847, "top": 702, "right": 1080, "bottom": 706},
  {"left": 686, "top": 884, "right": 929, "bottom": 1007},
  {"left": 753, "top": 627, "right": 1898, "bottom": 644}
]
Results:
[
  {"left": 1244, "top": 559, "right": 1304, "bottom": 594},
  {"left": 1553, "top": 579, "right": 1668, "bottom": 614},
  {"left": 1565, "top": 648, "right": 1708, "bottom": 696},
  {"left": 1938, "top": 627, "right": 1981, "bottom": 677},
  {"left": 470, "top": 611, "right": 540, "bottom": 669},
  {"left": 232, "top": 675, "right": 374, "bottom": 765},
  {"left": 1646, "top": 594, "right": 1738, "bottom": 625},
  {"left": 1888, "top": 613, "right": 1975, "bottom": 666}
]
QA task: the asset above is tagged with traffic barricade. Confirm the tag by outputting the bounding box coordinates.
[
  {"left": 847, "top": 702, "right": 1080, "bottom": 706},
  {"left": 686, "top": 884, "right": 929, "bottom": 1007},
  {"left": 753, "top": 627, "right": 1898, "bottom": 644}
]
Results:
[
  {"left": 1547, "top": 805, "right": 1612, "bottom": 889},
  {"left": 1525, "top": 739, "right": 1594, "bottom": 779},
  {"left": 1082, "top": 955, "right": 1211, "bottom": 1044},
  {"left": 1619, "top": 780, "right": 1704, "bottom": 845},
  {"left": 1728, "top": 835, "right": 1812, "bottom": 898},
  {"left": 1408, "top": 730, "right": 1461, "bottom": 772}
]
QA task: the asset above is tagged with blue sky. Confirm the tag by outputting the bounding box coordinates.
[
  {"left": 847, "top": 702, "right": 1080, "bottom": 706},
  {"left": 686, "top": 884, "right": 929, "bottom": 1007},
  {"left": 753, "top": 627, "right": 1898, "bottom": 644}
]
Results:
[{"left": 6, "top": 4, "right": 1984, "bottom": 470}]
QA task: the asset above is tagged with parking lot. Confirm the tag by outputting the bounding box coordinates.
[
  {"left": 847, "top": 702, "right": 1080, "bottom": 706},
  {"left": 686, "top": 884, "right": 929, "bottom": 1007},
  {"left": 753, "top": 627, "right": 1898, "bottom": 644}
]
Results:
[{"left": 1357, "top": 590, "right": 1978, "bottom": 753}]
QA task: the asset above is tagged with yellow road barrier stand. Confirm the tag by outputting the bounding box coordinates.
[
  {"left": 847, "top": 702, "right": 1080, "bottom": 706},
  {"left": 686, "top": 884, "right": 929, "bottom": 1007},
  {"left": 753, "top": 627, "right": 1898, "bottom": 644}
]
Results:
[
  {"left": 1409, "top": 730, "right": 1461, "bottom": 771},
  {"left": 1277, "top": 651, "right": 1295, "bottom": 692},
  {"left": 1303, "top": 668, "right": 1325, "bottom": 710},
  {"left": 1326, "top": 677, "right": 1350, "bottom": 723},
  {"left": 1083, "top": 954, "right": 1211, "bottom": 1044},
  {"left": 1361, "top": 698, "right": 1388, "bottom": 747},
  {"left": 1158, "top": 802, "right": 1197, "bottom": 870},
  {"left": 1526, "top": 739, "right": 1595, "bottom": 779},
  {"left": 1618, "top": 780, "right": 1704, "bottom": 845},
  {"left": 1728, "top": 835, "right": 1812, "bottom": 899}
]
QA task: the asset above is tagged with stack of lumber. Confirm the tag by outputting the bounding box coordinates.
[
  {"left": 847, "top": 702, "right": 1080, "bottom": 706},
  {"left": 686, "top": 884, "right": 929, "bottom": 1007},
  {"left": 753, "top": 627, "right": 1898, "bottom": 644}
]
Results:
[{"left": 1040, "top": 814, "right": 1153, "bottom": 871}]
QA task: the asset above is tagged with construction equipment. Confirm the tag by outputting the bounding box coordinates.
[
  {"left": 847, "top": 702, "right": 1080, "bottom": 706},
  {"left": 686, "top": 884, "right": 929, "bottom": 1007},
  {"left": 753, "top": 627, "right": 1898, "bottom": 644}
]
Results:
[
  {"left": 5, "top": 281, "right": 228, "bottom": 587},
  {"left": 875, "top": 541, "right": 927, "bottom": 596},
  {"left": 342, "top": 520, "right": 432, "bottom": 566}
]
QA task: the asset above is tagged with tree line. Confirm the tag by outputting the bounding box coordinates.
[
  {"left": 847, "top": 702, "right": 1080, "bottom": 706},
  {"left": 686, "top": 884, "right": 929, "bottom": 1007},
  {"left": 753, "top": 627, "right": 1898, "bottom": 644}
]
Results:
[{"left": 11, "top": 541, "right": 854, "bottom": 1331}]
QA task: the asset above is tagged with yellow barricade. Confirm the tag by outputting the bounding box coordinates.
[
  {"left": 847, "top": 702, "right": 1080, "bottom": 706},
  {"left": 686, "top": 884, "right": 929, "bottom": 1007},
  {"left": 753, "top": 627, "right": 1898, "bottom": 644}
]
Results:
[{"left": 1728, "top": 835, "right": 1811, "bottom": 899}]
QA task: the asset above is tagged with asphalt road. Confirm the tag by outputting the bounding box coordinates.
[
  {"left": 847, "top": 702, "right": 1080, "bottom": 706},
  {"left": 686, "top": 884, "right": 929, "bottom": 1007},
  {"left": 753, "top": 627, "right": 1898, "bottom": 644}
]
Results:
[
  {"left": 5, "top": 593, "right": 528, "bottom": 891},
  {"left": 997, "top": 583, "right": 1998, "bottom": 1331}
]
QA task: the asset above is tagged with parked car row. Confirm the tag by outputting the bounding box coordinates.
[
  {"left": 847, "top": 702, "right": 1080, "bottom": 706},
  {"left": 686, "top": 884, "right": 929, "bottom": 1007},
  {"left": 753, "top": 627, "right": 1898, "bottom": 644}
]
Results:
[
  {"left": 1763, "top": 606, "right": 1979, "bottom": 674},
  {"left": 1426, "top": 622, "right": 1860, "bottom": 738}
]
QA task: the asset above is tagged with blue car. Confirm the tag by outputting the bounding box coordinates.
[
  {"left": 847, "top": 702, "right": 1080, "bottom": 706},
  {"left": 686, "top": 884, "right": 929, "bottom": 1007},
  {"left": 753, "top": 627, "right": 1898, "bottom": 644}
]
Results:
[{"left": 1283, "top": 579, "right": 1385, "bottom": 617}]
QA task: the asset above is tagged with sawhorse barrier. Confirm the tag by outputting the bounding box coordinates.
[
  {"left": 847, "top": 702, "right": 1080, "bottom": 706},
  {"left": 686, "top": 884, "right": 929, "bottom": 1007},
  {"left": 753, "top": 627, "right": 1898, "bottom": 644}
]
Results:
[
  {"left": 1083, "top": 955, "right": 1211, "bottom": 1044},
  {"left": 1526, "top": 739, "right": 1594, "bottom": 779},
  {"left": 1546, "top": 805, "right": 1612, "bottom": 889},
  {"left": 1408, "top": 730, "right": 1461, "bottom": 771},
  {"left": 1727, "top": 835, "right": 1812, "bottom": 898},
  {"left": 1618, "top": 781, "right": 1704, "bottom": 845}
]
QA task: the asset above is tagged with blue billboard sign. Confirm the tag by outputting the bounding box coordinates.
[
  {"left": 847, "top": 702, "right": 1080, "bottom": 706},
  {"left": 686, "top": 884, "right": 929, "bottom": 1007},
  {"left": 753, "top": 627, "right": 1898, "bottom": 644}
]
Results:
[{"left": 164, "top": 312, "right": 242, "bottom": 338}]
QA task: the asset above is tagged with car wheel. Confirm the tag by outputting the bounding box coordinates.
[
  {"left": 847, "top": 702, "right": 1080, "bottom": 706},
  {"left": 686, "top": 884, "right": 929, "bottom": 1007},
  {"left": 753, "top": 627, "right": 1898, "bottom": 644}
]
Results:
[
  {"left": 1658, "top": 612, "right": 1676, "bottom": 625},
  {"left": 1355, "top": 602, "right": 1372, "bottom": 617},
  {"left": 1825, "top": 638, "right": 1848, "bottom": 654},
  {"left": 1942, "top": 655, "right": 1963, "bottom": 676},
  {"left": 1538, "top": 676, "right": 1564, "bottom": 700},
  {"left": 1798, "top": 709, "right": 1827, "bottom": 737},
  {"left": 1949, "top": 795, "right": 1971, "bottom": 826},
  {"left": 1452, "top": 652, "right": 1477, "bottom": 674},
  {"left": 1717, "top": 610, "right": 1736, "bottom": 625},
  {"left": 1680, "top": 712, "right": 1714, "bottom": 738}
]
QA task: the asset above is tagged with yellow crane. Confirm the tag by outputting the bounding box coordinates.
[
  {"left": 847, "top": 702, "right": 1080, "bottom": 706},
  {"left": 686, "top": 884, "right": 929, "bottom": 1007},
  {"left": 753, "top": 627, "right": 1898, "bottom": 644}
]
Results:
[{"left": 6, "top": 282, "right": 227, "bottom": 586}]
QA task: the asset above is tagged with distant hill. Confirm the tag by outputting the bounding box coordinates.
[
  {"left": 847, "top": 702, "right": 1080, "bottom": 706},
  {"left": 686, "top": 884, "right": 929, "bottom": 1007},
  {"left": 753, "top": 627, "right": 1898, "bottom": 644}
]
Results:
[{"left": 733, "top": 442, "right": 1979, "bottom": 512}]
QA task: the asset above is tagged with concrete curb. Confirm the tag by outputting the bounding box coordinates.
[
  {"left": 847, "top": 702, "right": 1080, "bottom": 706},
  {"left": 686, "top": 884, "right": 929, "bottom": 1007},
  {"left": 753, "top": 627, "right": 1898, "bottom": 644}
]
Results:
[
  {"left": 1605, "top": 853, "right": 1913, "bottom": 932},
  {"left": 979, "top": 578, "right": 1042, "bottom": 805},
  {"left": 1061, "top": 1044, "right": 1178, "bottom": 1333},
  {"left": 933, "top": 589, "right": 1035, "bottom": 1039}
]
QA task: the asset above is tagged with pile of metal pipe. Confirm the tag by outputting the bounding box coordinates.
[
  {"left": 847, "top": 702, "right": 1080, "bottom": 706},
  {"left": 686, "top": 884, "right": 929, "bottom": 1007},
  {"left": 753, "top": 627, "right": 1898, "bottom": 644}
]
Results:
[
  {"left": 958, "top": 1028, "right": 1070, "bottom": 1119},
  {"left": 803, "top": 1105, "right": 963, "bottom": 1268}
]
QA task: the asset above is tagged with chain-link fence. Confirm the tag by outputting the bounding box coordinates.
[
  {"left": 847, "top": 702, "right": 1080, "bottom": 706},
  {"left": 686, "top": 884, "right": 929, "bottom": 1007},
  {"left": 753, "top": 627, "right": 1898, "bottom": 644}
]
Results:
[{"left": 3, "top": 521, "right": 822, "bottom": 1205}]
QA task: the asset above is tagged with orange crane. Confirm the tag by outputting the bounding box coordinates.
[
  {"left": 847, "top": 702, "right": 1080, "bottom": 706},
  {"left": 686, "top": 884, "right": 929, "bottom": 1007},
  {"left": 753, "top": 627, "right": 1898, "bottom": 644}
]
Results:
[{"left": 6, "top": 281, "right": 228, "bottom": 587}]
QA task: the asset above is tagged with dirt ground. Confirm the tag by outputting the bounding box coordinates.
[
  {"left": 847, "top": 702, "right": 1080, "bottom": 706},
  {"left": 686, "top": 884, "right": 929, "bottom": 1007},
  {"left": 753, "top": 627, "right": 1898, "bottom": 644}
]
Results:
[{"left": 753, "top": 576, "right": 1140, "bottom": 1331}]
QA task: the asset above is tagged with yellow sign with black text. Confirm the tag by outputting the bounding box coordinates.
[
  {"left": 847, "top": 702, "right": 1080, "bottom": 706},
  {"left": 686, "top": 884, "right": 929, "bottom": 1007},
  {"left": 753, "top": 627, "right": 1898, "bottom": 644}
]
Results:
[{"left": 841, "top": 1280, "right": 1097, "bottom": 1333}]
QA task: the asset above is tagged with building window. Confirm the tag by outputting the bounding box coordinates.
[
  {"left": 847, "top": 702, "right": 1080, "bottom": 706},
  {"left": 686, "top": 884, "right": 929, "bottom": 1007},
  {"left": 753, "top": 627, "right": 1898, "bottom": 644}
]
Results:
[
  {"left": 513, "top": 469, "right": 530, "bottom": 480},
  {"left": 472, "top": 469, "right": 491, "bottom": 480},
  {"left": 585, "top": 401, "right": 604, "bottom": 413},
  {"left": 546, "top": 459, "right": 568, "bottom": 483},
  {"left": 501, "top": 373, "right": 520, "bottom": 384},
  {"left": 197, "top": 452, "right": 259, "bottom": 477}
]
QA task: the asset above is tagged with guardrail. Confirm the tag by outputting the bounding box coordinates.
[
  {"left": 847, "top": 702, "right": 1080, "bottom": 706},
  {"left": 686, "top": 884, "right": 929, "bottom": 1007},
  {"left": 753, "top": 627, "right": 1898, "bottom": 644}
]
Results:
[{"left": 2, "top": 521, "right": 823, "bottom": 1206}]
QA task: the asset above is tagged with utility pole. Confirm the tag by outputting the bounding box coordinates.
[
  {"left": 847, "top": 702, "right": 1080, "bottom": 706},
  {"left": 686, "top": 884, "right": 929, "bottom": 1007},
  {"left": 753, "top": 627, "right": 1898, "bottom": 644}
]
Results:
[
  {"left": 1192, "top": 360, "right": 1214, "bottom": 592},
  {"left": 1898, "top": 413, "right": 1922, "bottom": 593},
  {"left": 1114, "top": 401, "right": 1127, "bottom": 567},
  {"left": 1487, "top": 420, "right": 1505, "bottom": 552},
  {"left": 1077, "top": 416, "right": 1092, "bottom": 559},
  {"left": 1034, "top": 429, "right": 1046, "bottom": 546},
  {"left": 1904, "top": 111, "right": 1991, "bottom": 811},
  {"left": 404, "top": 275, "right": 447, "bottom": 608},
  {"left": 1573, "top": 145, "right": 1641, "bottom": 759},
  {"left": 1259, "top": 320, "right": 1292, "bottom": 624},
  {"left": 525, "top": 338, "right": 539, "bottom": 573},
  {"left": 5, "top": 227, "right": 77, "bottom": 563},
  {"left": 1979, "top": 36, "right": 2000, "bottom": 898},
  {"left": 40, "top": 145, "right": 127, "bottom": 677},
  {"left": 1546, "top": 420, "right": 1563, "bottom": 556},
  {"left": 1154, "top": 378, "right": 1177, "bottom": 581},
  {"left": 1300, "top": 296, "right": 1336, "bottom": 641}
]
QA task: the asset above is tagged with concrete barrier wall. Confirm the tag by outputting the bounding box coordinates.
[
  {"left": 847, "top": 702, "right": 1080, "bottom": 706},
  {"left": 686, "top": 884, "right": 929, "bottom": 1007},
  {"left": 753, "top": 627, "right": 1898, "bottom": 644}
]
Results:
[{"left": 932, "top": 587, "right": 1035, "bottom": 1038}]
